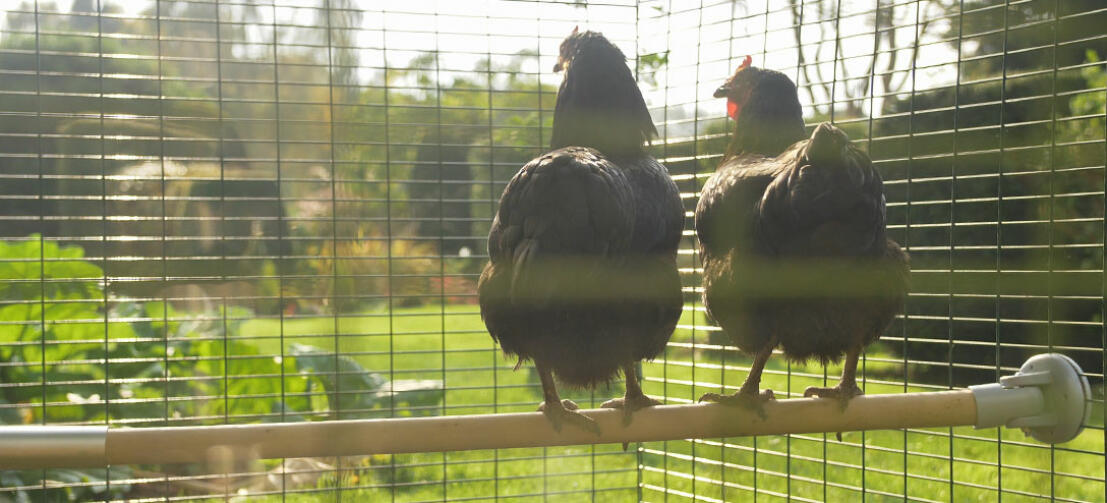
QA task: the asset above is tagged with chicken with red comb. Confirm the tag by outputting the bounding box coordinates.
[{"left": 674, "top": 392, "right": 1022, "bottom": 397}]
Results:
[{"left": 696, "top": 60, "right": 910, "bottom": 418}]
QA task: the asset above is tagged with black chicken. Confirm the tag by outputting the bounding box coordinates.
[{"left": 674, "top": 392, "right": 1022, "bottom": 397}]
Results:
[
  {"left": 696, "top": 57, "right": 909, "bottom": 410},
  {"left": 477, "top": 29, "right": 683, "bottom": 433}
]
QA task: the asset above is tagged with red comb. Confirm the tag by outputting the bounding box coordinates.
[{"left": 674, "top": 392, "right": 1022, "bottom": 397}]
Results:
[
  {"left": 739, "top": 55, "right": 752, "bottom": 70},
  {"left": 572, "top": 25, "right": 579, "bottom": 35}
]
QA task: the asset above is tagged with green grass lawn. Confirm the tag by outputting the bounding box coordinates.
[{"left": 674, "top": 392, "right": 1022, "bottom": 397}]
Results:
[
  {"left": 229, "top": 304, "right": 1105, "bottom": 502},
  {"left": 235, "top": 304, "right": 640, "bottom": 502}
]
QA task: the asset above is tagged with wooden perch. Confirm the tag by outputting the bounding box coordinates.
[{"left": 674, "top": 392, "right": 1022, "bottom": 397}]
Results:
[
  {"left": 0, "top": 391, "right": 975, "bottom": 469},
  {"left": 0, "top": 353, "right": 1089, "bottom": 469}
]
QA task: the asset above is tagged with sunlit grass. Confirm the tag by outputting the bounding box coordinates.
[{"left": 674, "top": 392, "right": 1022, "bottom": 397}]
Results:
[{"left": 235, "top": 305, "right": 1104, "bottom": 502}]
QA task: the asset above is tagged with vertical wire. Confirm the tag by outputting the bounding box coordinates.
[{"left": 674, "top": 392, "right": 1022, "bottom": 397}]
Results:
[
  {"left": 432, "top": 5, "right": 448, "bottom": 500},
  {"left": 618, "top": 3, "right": 641, "bottom": 491},
  {"left": 215, "top": 0, "right": 229, "bottom": 420},
  {"left": 1101, "top": 10, "right": 1107, "bottom": 498},
  {"left": 995, "top": 2, "right": 1010, "bottom": 499},
  {"left": 903, "top": 0, "right": 920, "bottom": 499},
  {"left": 717, "top": 2, "right": 740, "bottom": 498},
  {"left": 155, "top": 0, "right": 170, "bottom": 495},
  {"left": 269, "top": 1, "right": 287, "bottom": 498},
  {"left": 484, "top": 1, "right": 498, "bottom": 500},
  {"left": 324, "top": 0, "right": 339, "bottom": 420},
  {"left": 95, "top": 0, "right": 110, "bottom": 494},
  {"left": 690, "top": 1, "right": 704, "bottom": 499},
  {"left": 583, "top": 3, "right": 599, "bottom": 492},
  {"left": 662, "top": 1, "right": 673, "bottom": 500},
  {"left": 863, "top": 0, "right": 886, "bottom": 498},
  {"left": 1101, "top": 15, "right": 1107, "bottom": 499},
  {"left": 757, "top": 0, "right": 780, "bottom": 494},
  {"left": 33, "top": 0, "right": 44, "bottom": 419},
  {"left": 754, "top": 2, "right": 775, "bottom": 493},
  {"left": 96, "top": 0, "right": 108, "bottom": 420},
  {"left": 949, "top": 1, "right": 966, "bottom": 500},
  {"left": 155, "top": 0, "right": 168, "bottom": 426},
  {"left": 634, "top": 3, "right": 644, "bottom": 500},
  {"left": 380, "top": 6, "right": 397, "bottom": 500},
  {"left": 535, "top": 4, "right": 546, "bottom": 500},
  {"left": 33, "top": 1, "right": 47, "bottom": 497},
  {"left": 828, "top": 3, "right": 840, "bottom": 120},
  {"left": 788, "top": 1, "right": 807, "bottom": 498},
  {"left": 826, "top": 2, "right": 844, "bottom": 499},
  {"left": 1046, "top": 0, "right": 1060, "bottom": 496},
  {"left": 214, "top": 0, "right": 231, "bottom": 497},
  {"left": 322, "top": 0, "right": 343, "bottom": 496},
  {"left": 581, "top": 8, "right": 595, "bottom": 498},
  {"left": 623, "top": 2, "right": 641, "bottom": 497}
]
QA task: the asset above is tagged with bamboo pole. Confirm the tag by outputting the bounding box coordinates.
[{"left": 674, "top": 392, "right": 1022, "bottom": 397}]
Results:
[{"left": 1, "top": 391, "right": 977, "bottom": 469}]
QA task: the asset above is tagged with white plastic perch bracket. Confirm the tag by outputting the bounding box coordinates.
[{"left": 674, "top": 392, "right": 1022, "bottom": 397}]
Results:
[
  {"left": 0, "top": 425, "right": 108, "bottom": 468},
  {"left": 969, "top": 353, "right": 1091, "bottom": 444}
]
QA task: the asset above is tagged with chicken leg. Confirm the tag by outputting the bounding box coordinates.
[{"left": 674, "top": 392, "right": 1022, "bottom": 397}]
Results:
[
  {"left": 602, "top": 363, "right": 662, "bottom": 425},
  {"left": 803, "top": 345, "right": 864, "bottom": 407},
  {"left": 698, "top": 343, "right": 776, "bottom": 418},
  {"left": 536, "top": 362, "right": 601, "bottom": 435}
]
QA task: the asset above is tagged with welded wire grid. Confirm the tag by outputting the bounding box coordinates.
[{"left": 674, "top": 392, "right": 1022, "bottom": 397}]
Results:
[
  {"left": 0, "top": 0, "right": 1103, "bottom": 501},
  {"left": 638, "top": 0, "right": 1107, "bottom": 501}
]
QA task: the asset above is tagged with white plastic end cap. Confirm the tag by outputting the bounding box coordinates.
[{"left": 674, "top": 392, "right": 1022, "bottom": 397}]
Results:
[
  {"left": 1015, "top": 353, "right": 1091, "bottom": 444},
  {"left": 970, "top": 353, "right": 1090, "bottom": 444}
]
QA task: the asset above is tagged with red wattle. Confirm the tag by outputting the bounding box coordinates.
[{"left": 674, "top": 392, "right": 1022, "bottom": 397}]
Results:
[{"left": 727, "top": 100, "right": 739, "bottom": 120}]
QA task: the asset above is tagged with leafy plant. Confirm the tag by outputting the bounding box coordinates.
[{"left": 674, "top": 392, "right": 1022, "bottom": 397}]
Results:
[
  {"left": 1067, "top": 50, "right": 1105, "bottom": 143},
  {"left": 0, "top": 468, "right": 131, "bottom": 503},
  {"left": 0, "top": 236, "right": 443, "bottom": 500},
  {"left": 291, "top": 343, "right": 442, "bottom": 418},
  {"left": 638, "top": 50, "right": 670, "bottom": 86},
  {"left": 0, "top": 236, "right": 135, "bottom": 500}
]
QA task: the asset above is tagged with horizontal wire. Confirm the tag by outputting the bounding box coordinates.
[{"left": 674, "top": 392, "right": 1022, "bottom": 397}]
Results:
[{"left": 0, "top": 0, "right": 1103, "bottom": 500}]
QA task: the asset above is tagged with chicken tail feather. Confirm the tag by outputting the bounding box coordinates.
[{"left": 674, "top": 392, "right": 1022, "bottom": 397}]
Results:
[
  {"left": 806, "top": 122, "right": 845, "bottom": 166},
  {"left": 509, "top": 238, "right": 539, "bottom": 299}
]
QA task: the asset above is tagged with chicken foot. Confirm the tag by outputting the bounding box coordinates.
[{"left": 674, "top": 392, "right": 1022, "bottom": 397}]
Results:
[
  {"left": 602, "top": 363, "right": 662, "bottom": 425},
  {"left": 698, "top": 343, "right": 776, "bottom": 418},
  {"left": 803, "top": 345, "right": 864, "bottom": 407},
  {"left": 601, "top": 363, "right": 662, "bottom": 450},
  {"left": 536, "top": 362, "right": 601, "bottom": 435}
]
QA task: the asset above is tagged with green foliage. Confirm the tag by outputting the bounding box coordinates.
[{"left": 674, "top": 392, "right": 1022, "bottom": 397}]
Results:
[
  {"left": 0, "top": 238, "right": 102, "bottom": 299},
  {"left": 874, "top": 22, "right": 1107, "bottom": 385},
  {"left": 1, "top": 467, "right": 129, "bottom": 503},
  {"left": 1067, "top": 50, "right": 1106, "bottom": 142},
  {"left": 0, "top": 237, "right": 441, "bottom": 500},
  {"left": 291, "top": 343, "right": 387, "bottom": 415},
  {"left": 0, "top": 237, "right": 122, "bottom": 417},
  {"left": 637, "top": 50, "right": 670, "bottom": 86},
  {"left": 0, "top": 237, "right": 136, "bottom": 500},
  {"left": 291, "top": 344, "right": 444, "bottom": 418}
]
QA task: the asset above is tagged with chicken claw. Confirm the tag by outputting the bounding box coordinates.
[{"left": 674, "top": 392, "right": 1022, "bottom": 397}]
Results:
[
  {"left": 539, "top": 399, "right": 601, "bottom": 435},
  {"left": 602, "top": 364, "right": 662, "bottom": 426},
  {"left": 698, "top": 388, "right": 776, "bottom": 419},
  {"left": 803, "top": 381, "right": 863, "bottom": 410},
  {"left": 602, "top": 394, "right": 662, "bottom": 425}
]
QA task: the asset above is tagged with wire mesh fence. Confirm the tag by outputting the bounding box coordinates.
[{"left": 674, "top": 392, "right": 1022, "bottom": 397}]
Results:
[{"left": 0, "top": 0, "right": 1102, "bottom": 501}]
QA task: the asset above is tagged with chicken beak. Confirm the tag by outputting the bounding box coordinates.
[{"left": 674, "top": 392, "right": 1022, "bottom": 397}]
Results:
[
  {"left": 713, "top": 85, "right": 729, "bottom": 99},
  {"left": 554, "top": 57, "right": 567, "bottom": 73}
]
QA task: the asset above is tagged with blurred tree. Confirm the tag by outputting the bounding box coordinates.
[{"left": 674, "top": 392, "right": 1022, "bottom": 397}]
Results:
[
  {"left": 786, "top": 0, "right": 946, "bottom": 119},
  {"left": 402, "top": 52, "right": 555, "bottom": 259},
  {"left": 874, "top": 1, "right": 1107, "bottom": 385},
  {"left": 0, "top": 0, "right": 291, "bottom": 310}
]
